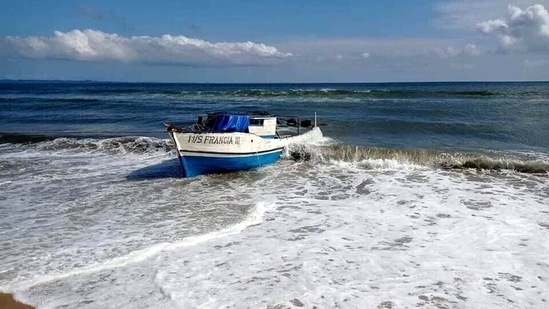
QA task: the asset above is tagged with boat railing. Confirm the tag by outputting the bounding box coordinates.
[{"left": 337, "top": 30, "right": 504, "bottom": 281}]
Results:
[
  {"left": 164, "top": 123, "right": 205, "bottom": 133},
  {"left": 164, "top": 113, "right": 316, "bottom": 135}
]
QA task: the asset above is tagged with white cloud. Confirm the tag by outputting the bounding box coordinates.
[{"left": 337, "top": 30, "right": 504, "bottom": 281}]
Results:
[
  {"left": 435, "top": 0, "right": 545, "bottom": 30},
  {"left": 477, "top": 4, "right": 549, "bottom": 52},
  {"left": 434, "top": 43, "right": 482, "bottom": 58},
  {"left": 280, "top": 37, "right": 484, "bottom": 63},
  {"left": 280, "top": 37, "right": 458, "bottom": 59},
  {"left": 1, "top": 29, "right": 293, "bottom": 66},
  {"left": 524, "top": 58, "right": 549, "bottom": 68}
]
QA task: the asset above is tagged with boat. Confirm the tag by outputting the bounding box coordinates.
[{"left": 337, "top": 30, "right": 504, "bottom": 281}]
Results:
[{"left": 164, "top": 111, "right": 322, "bottom": 177}]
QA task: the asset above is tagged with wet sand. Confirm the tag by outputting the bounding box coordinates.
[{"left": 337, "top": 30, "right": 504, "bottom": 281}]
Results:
[{"left": 0, "top": 293, "right": 33, "bottom": 309}]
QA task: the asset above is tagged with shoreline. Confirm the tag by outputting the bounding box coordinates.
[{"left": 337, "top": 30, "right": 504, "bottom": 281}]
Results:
[{"left": 0, "top": 293, "right": 34, "bottom": 309}]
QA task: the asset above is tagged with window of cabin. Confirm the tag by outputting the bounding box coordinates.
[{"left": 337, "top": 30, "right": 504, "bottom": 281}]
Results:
[{"left": 250, "top": 119, "right": 264, "bottom": 126}]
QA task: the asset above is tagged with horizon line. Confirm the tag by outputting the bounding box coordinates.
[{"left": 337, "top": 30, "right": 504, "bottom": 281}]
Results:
[{"left": 2, "top": 79, "right": 549, "bottom": 84}]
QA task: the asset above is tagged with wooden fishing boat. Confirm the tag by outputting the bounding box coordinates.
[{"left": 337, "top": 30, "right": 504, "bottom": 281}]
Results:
[{"left": 165, "top": 112, "right": 322, "bottom": 177}]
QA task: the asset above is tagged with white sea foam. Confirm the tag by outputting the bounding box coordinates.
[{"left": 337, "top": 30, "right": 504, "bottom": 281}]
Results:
[
  {"left": 144, "top": 165, "right": 548, "bottom": 308},
  {"left": 1, "top": 143, "right": 548, "bottom": 308},
  {"left": 4, "top": 202, "right": 268, "bottom": 292},
  {"left": 0, "top": 143, "right": 267, "bottom": 291}
]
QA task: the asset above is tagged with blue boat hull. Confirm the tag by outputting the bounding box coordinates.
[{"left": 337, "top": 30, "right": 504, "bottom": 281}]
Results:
[{"left": 179, "top": 149, "right": 283, "bottom": 177}]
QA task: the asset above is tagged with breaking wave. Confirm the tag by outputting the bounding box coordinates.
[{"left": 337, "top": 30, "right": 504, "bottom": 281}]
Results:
[
  {"left": 3, "top": 133, "right": 548, "bottom": 174},
  {"left": 162, "top": 89, "right": 501, "bottom": 99},
  {"left": 38, "top": 137, "right": 173, "bottom": 154},
  {"left": 6, "top": 87, "right": 548, "bottom": 103},
  {"left": 288, "top": 144, "right": 549, "bottom": 174},
  {"left": 1, "top": 134, "right": 173, "bottom": 154},
  {"left": 11, "top": 88, "right": 502, "bottom": 99}
]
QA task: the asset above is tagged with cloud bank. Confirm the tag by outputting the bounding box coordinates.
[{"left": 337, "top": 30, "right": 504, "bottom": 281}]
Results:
[
  {"left": 434, "top": 43, "right": 481, "bottom": 58},
  {"left": 435, "top": 0, "right": 543, "bottom": 30},
  {"left": 1, "top": 29, "right": 293, "bottom": 66},
  {"left": 281, "top": 37, "right": 482, "bottom": 64},
  {"left": 477, "top": 4, "right": 549, "bottom": 52}
]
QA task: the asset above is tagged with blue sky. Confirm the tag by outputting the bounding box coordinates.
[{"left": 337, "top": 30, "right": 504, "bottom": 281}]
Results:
[{"left": 1, "top": 0, "right": 549, "bottom": 82}]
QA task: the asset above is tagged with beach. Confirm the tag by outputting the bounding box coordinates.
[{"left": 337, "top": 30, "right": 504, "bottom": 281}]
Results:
[{"left": 0, "top": 293, "right": 33, "bottom": 309}]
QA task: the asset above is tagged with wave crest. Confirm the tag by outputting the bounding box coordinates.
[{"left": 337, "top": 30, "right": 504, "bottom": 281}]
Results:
[
  {"left": 287, "top": 144, "right": 548, "bottom": 174},
  {"left": 35, "top": 136, "right": 173, "bottom": 154},
  {"left": 176, "top": 89, "right": 500, "bottom": 99}
]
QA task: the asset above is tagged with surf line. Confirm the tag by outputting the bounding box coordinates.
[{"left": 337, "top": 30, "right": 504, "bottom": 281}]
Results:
[{"left": 5, "top": 202, "right": 269, "bottom": 292}]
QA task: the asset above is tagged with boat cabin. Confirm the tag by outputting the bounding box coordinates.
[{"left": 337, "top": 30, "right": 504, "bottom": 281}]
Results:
[
  {"left": 248, "top": 116, "right": 277, "bottom": 137},
  {"left": 196, "top": 112, "right": 278, "bottom": 138},
  {"left": 164, "top": 111, "right": 313, "bottom": 139}
]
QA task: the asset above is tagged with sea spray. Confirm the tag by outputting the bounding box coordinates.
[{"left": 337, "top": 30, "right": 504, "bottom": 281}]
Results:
[{"left": 287, "top": 144, "right": 549, "bottom": 174}]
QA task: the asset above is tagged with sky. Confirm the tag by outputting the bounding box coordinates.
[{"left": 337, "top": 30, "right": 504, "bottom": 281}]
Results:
[{"left": 1, "top": 0, "right": 549, "bottom": 82}]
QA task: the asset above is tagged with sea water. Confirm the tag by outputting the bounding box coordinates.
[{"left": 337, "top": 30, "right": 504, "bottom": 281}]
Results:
[{"left": 0, "top": 82, "right": 548, "bottom": 308}]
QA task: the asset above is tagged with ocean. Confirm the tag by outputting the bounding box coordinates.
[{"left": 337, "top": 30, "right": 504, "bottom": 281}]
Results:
[{"left": 0, "top": 81, "right": 548, "bottom": 308}]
